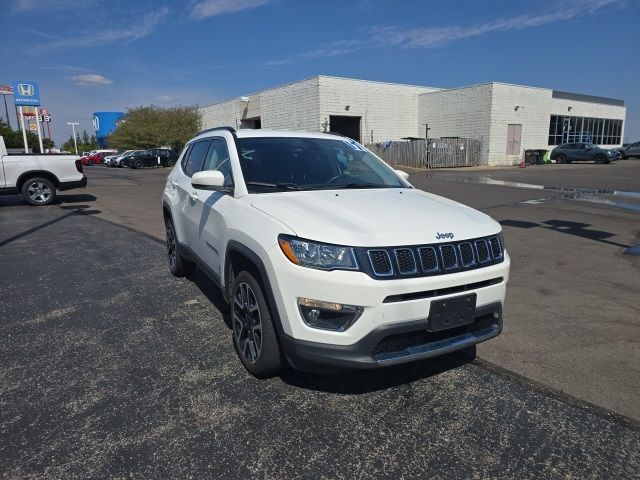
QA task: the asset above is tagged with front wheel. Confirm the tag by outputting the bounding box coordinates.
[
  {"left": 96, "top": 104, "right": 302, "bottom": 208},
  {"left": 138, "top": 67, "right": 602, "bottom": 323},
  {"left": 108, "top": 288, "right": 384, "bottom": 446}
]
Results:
[
  {"left": 134, "top": 159, "right": 143, "bottom": 169},
  {"left": 231, "top": 271, "right": 282, "bottom": 378},
  {"left": 556, "top": 154, "right": 566, "bottom": 164},
  {"left": 22, "top": 177, "right": 56, "bottom": 206},
  {"left": 594, "top": 154, "right": 607, "bottom": 164},
  {"left": 88, "top": 160, "right": 95, "bottom": 166}
]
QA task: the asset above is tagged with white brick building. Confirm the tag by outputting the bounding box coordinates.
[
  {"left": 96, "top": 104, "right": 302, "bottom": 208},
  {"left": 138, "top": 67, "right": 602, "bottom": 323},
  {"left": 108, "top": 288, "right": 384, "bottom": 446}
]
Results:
[{"left": 199, "top": 75, "right": 626, "bottom": 166}]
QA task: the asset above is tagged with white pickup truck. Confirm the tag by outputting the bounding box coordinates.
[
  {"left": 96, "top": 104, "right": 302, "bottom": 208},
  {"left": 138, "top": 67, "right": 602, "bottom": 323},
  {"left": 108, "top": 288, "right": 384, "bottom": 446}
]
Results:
[{"left": 0, "top": 136, "right": 87, "bottom": 206}]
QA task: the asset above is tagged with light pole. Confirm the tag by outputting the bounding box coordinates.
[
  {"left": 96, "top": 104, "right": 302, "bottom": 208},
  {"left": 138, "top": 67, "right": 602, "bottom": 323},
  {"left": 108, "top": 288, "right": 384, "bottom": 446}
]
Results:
[{"left": 67, "top": 122, "right": 79, "bottom": 154}]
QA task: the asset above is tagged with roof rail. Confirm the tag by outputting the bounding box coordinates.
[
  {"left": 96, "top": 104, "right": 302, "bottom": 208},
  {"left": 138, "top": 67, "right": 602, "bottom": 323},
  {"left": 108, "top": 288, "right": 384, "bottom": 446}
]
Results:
[{"left": 197, "top": 126, "right": 237, "bottom": 136}]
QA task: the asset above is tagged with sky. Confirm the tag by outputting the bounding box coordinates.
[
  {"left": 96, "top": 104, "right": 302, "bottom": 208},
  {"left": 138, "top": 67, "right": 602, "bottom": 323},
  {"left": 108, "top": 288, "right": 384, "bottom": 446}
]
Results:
[{"left": 0, "top": 0, "right": 638, "bottom": 146}]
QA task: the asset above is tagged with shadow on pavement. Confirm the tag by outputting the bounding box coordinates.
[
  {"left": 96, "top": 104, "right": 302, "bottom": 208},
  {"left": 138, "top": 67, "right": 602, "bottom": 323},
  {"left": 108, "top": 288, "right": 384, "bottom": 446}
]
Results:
[
  {"left": 0, "top": 206, "right": 100, "bottom": 247},
  {"left": 0, "top": 193, "right": 96, "bottom": 208},
  {"left": 280, "top": 349, "right": 474, "bottom": 395},
  {"left": 188, "top": 269, "right": 232, "bottom": 329},
  {"left": 501, "top": 218, "right": 629, "bottom": 249}
]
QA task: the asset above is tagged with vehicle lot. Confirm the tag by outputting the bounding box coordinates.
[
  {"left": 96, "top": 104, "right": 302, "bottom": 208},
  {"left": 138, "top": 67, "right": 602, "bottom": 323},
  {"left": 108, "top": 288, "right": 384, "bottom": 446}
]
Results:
[{"left": 1, "top": 161, "right": 639, "bottom": 477}]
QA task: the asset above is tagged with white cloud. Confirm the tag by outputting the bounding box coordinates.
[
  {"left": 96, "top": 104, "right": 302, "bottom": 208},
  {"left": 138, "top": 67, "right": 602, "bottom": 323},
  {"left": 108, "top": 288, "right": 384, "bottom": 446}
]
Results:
[
  {"left": 33, "top": 7, "right": 169, "bottom": 52},
  {"left": 371, "top": 0, "right": 623, "bottom": 49},
  {"left": 154, "top": 95, "right": 175, "bottom": 102},
  {"left": 190, "top": 0, "right": 270, "bottom": 19},
  {"left": 69, "top": 74, "right": 113, "bottom": 86}
]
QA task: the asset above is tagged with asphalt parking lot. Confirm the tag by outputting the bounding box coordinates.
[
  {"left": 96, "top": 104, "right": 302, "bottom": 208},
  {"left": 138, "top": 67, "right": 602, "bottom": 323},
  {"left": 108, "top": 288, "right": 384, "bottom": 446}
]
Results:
[{"left": 1, "top": 161, "right": 639, "bottom": 478}]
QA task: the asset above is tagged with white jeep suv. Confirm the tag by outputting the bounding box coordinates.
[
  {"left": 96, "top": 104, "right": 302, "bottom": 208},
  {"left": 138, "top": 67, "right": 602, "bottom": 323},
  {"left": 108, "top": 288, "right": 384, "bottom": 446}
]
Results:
[{"left": 162, "top": 128, "right": 510, "bottom": 377}]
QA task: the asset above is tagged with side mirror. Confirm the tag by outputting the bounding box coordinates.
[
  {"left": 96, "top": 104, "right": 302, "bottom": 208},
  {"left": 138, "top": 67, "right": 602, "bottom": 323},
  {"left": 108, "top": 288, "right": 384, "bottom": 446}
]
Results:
[
  {"left": 395, "top": 169, "right": 410, "bottom": 181},
  {"left": 192, "top": 170, "right": 225, "bottom": 190}
]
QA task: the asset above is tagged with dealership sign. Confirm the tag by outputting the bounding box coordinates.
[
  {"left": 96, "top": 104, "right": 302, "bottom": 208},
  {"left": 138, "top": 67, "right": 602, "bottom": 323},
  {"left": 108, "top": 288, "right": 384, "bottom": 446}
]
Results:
[
  {"left": 0, "top": 85, "right": 13, "bottom": 95},
  {"left": 12, "top": 81, "right": 41, "bottom": 106},
  {"left": 20, "top": 106, "right": 37, "bottom": 117}
]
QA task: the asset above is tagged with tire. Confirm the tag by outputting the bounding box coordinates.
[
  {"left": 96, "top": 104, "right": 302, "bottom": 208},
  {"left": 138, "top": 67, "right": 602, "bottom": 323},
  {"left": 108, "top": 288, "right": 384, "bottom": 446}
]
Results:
[
  {"left": 21, "top": 177, "right": 56, "bottom": 206},
  {"left": 594, "top": 154, "right": 606, "bottom": 164},
  {"left": 556, "top": 154, "right": 566, "bottom": 164},
  {"left": 88, "top": 160, "right": 95, "bottom": 166},
  {"left": 164, "top": 216, "right": 195, "bottom": 277},
  {"left": 167, "top": 158, "right": 176, "bottom": 167},
  {"left": 134, "top": 159, "right": 143, "bottom": 169},
  {"left": 231, "top": 270, "right": 282, "bottom": 378}
]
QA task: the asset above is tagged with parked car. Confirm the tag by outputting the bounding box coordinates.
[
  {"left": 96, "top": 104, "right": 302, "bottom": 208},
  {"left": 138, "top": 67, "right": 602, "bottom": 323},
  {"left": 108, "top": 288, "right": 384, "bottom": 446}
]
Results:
[
  {"left": 121, "top": 148, "right": 178, "bottom": 168},
  {"left": 0, "top": 135, "right": 87, "bottom": 206},
  {"left": 81, "top": 150, "right": 118, "bottom": 166},
  {"left": 618, "top": 141, "right": 640, "bottom": 159},
  {"left": 105, "top": 150, "right": 131, "bottom": 167},
  {"left": 103, "top": 153, "right": 118, "bottom": 166},
  {"left": 162, "top": 127, "right": 510, "bottom": 377},
  {"left": 550, "top": 142, "right": 620, "bottom": 164}
]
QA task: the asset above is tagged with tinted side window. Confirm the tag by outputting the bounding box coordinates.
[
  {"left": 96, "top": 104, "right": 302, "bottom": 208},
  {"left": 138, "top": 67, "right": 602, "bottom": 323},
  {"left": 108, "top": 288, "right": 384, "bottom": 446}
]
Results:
[
  {"left": 202, "top": 138, "right": 233, "bottom": 187},
  {"left": 184, "top": 140, "right": 210, "bottom": 177}
]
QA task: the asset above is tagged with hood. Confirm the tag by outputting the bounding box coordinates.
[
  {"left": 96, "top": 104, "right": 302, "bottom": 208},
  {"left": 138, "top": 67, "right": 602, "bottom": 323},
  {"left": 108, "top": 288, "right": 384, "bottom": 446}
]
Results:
[{"left": 251, "top": 188, "right": 501, "bottom": 247}]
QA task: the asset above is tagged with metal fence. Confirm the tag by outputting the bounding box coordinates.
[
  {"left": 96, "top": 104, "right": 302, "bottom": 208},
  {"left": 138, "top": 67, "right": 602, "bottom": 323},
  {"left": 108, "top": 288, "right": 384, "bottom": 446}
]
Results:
[{"left": 366, "top": 138, "right": 482, "bottom": 169}]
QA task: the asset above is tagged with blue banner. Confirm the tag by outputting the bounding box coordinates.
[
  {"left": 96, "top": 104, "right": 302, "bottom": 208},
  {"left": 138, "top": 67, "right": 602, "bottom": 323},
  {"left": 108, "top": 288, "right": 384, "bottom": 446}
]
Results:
[
  {"left": 12, "top": 81, "right": 41, "bottom": 106},
  {"left": 92, "top": 111, "right": 124, "bottom": 139}
]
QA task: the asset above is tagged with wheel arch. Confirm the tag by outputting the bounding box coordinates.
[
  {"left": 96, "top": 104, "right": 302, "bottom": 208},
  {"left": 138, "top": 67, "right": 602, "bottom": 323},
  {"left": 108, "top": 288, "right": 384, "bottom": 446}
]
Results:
[
  {"left": 17, "top": 171, "right": 61, "bottom": 191},
  {"left": 225, "top": 241, "right": 285, "bottom": 337}
]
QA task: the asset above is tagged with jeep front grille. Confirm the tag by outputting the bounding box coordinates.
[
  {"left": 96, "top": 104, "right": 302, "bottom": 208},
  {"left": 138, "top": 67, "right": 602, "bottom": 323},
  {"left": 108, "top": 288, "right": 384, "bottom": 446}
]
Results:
[
  {"left": 359, "top": 234, "right": 504, "bottom": 280},
  {"left": 367, "top": 249, "right": 393, "bottom": 276},
  {"left": 394, "top": 249, "right": 417, "bottom": 275}
]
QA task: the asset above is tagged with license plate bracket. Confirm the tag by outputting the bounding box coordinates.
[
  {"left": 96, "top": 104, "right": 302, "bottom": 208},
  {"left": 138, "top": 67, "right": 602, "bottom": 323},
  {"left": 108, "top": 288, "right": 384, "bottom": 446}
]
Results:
[{"left": 428, "top": 294, "right": 477, "bottom": 332}]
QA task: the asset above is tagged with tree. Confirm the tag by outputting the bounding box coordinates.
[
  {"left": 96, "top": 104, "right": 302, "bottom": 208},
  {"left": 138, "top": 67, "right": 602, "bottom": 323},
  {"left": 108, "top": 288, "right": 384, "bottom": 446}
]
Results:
[
  {"left": 0, "top": 119, "right": 45, "bottom": 151},
  {"left": 107, "top": 105, "right": 200, "bottom": 152},
  {"left": 81, "top": 130, "right": 91, "bottom": 147}
]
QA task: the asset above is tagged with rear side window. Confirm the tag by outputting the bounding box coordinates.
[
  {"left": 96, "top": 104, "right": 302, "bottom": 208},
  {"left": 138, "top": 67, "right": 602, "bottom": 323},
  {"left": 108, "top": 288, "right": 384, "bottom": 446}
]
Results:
[
  {"left": 202, "top": 138, "right": 233, "bottom": 187},
  {"left": 183, "top": 140, "right": 211, "bottom": 177}
]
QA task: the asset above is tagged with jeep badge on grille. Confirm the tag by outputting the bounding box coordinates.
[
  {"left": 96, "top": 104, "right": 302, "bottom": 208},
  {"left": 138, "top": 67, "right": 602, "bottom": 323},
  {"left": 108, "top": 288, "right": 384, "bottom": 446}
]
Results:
[{"left": 435, "top": 232, "right": 454, "bottom": 240}]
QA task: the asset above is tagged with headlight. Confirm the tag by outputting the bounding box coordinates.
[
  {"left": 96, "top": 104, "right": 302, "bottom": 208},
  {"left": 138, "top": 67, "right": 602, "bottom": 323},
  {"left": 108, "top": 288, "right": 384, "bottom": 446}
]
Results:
[{"left": 278, "top": 235, "right": 358, "bottom": 270}]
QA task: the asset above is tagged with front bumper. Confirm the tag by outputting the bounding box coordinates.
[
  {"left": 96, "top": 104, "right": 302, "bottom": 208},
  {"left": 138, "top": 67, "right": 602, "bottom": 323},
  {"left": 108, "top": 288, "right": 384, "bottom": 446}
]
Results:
[
  {"left": 266, "top": 243, "right": 510, "bottom": 348},
  {"left": 281, "top": 302, "right": 502, "bottom": 371}
]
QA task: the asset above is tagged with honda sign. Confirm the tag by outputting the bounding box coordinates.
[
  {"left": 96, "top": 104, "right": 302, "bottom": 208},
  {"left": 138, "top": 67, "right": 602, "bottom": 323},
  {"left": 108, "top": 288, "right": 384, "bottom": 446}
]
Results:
[{"left": 12, "top": 81, "right": 41, "bottom": 106}]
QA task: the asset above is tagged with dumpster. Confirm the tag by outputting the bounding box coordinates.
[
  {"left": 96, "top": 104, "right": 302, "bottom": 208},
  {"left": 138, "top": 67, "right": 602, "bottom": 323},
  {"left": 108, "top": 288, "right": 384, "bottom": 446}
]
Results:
[
  {"left": 524, "top": 149, "right": 541, "bottom": 165},
  {"left": 524, "top": 149, "right": 548, "bottom": 165}
]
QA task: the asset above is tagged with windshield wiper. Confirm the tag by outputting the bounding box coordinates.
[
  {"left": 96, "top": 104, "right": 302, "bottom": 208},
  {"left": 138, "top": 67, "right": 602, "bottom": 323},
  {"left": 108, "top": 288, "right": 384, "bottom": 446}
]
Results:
[{"left": 245, "top": 181, "right": 310, "bottom": 191}]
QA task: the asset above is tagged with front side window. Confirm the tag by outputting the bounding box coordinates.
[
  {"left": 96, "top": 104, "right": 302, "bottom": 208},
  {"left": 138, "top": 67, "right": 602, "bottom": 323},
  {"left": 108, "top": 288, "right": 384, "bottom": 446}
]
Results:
[
  {"left": 203, "top": 138, "right": 233, "bottom": 187},
  {"left": 183, "top": 140, "right": 210, "bottom": 177},
  {"left": 235, "top": 137, "right": 405, "bottom": 193}
]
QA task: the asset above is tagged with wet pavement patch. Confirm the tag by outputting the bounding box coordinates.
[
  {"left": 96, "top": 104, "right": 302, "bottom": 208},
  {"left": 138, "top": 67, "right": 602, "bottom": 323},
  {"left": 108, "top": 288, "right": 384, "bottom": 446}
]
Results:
[
  {"left": 624, "top": 244, "right": 640, "bottom": 256},
  {"left": 1, "top": 206, "right": 640, "bottom": 479},
  {"left": 426, "top": 172, "right": 640, "bottom": 213}
]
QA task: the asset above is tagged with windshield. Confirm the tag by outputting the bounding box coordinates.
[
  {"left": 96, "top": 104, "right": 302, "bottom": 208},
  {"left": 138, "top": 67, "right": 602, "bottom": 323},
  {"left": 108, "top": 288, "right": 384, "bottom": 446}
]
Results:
[{"left": 236, "top": 137, "right": 405, "bottom": 193}]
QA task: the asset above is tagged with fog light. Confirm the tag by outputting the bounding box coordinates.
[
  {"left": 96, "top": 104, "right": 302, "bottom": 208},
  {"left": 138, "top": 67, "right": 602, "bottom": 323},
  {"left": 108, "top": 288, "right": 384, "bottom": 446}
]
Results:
[{"left": 297, "top": 298, "right": 363, "bottom": 331}]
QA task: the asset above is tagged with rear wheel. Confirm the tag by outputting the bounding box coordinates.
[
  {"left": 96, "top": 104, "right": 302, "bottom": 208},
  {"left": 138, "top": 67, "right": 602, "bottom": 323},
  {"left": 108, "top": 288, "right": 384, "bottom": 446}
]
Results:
[
  {"left": 556, "top": 154, "right": 566, "bottom": 164},
  {"left": 164, "top": 216, "right": 195, "bottom": 277},
  {"left": 22, "top": 177, "right": 56, "bottom": 206},
  {"left": 231, "top": 270, "right": 282, "bottom": 378}
]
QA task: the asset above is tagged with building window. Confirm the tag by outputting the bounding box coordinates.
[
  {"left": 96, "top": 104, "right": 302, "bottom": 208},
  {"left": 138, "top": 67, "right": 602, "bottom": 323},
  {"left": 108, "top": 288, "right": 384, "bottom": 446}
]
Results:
[{"left": 548, "top": 115, "right": 623, "bottom": 145}]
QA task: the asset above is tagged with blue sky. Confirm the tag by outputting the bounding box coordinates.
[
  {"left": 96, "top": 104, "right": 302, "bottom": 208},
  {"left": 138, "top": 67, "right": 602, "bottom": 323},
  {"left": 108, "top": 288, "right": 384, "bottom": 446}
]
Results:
[{"left": 0, "top": 0, "right": 638, "bottom": 145}]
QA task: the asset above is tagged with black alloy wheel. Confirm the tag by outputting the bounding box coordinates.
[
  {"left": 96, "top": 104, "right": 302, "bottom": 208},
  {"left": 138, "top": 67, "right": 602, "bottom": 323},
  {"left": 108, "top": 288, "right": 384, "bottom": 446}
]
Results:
[{"left": 231, "top": 271, "right": 282, "bottom": 377}]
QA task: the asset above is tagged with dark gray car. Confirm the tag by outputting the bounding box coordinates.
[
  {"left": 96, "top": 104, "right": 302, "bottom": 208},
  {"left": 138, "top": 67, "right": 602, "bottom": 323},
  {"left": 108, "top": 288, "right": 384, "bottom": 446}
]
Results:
[
  {"left": 618, "top": 141, "right": 640, "bottom": 159},
  {"left": 550, "top": 142, "right": 619, "bottom": 164}
]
